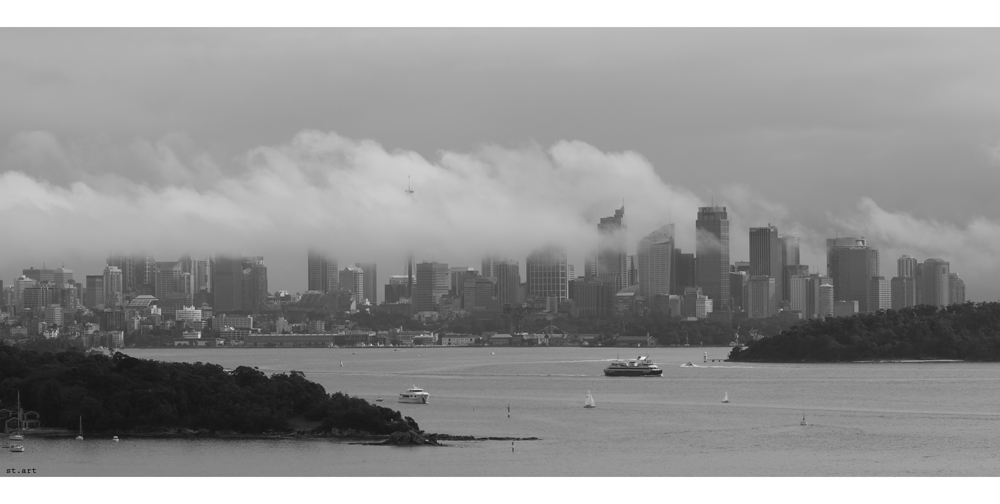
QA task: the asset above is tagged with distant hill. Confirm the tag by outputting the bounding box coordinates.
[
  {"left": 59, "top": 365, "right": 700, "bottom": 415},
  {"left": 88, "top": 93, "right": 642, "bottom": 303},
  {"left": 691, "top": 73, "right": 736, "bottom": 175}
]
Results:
[{"left": 728, "top": 302, "right": 1000, "bottom": 362}]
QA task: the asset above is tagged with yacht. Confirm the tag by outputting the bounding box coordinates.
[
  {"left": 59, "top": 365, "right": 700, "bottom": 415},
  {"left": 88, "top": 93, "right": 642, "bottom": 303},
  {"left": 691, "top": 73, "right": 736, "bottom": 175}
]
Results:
[
  {"left": 603, "top": 356, "right": 663, "bottom": 377},
  {"left": 398, "top": 386, "right": 429, "bottom": 404},
  {"left": 9, "top": 444, "right": 24, "bottom": 453},
  {"left": 8, "top": 391, "right": 24, "bottom": 441}
]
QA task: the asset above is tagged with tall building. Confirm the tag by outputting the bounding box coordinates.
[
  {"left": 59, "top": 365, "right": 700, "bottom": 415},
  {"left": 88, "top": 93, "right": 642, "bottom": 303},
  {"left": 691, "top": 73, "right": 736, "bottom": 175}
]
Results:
[
  {"left": 13, "top": 275, "right": 38, "bottom": 309},
  {"left": 107, "top": 253, "right": 136, "bottom": 294},
  {"left": 132, "top": 254, "right": 157, "bottom": 295},
  {"left": 868, "top": 276, "right": 891, "bottom": 312},
  {"left": 695, "top": 206, "right": 730, "bottom": 310},
  {"left": 385, "top": 275, "right": 409, "bottom": 304},
  {"left": 827, "top": 237, "right": 879, "bottom": 313},
  {"left": 749, "top": 225, "right": 783, "bottom": 303},
  {"left": 897, "top": 255, "right": 918, "bottom": 278},
  {"left": 103, "top": 265, "right": 123, "bottom": 308},
  {"left": 569, "top": 277, "right": 615, "bottom": 317},
  {"left": 307, "top": 250, "right": 338, "bottom": 293},
  {"left": 450, "top": 266, "right": 478, "bottom": 300},
  {"left": 53, "top": 267, "right": 73, "bottom": 286},
  {"left": 495, "top": 260, "right": 521, "bottom": 307},
  {"left": 783, "top": 264, "right": 810, "bottom": 307},
  {"left": 463, "top": 275, "right": 498, "bottom": 313},
  {"left": 241, "top": 257, "right": 268, "bottom": 314},
  {"left": 414, "top": 261, "right": 449, "bottom": 313},
  {"left": 781, "top": 234, "right": 800, "bottom": 267},
  {"left": 339, "top": 265, "right": 365, "bottom": 304},
  {"left": 155, "top": 261, "right": 193, "bottom": 318},
  {"left": 356, "top": 262, "right": 378, "bottom": 305},
  {"left": 481, "top": 255, "right": 501, "bottom": 279},
  {"left": 818, "top": 283, "right": 835, "bottom": 318},
  {"left": 85, "top": 275, "right": 104, "bottom": 309},
  {"left": 211, "top": 256, "right": 245, "bottom": 312},
  {"left": 597, "top": 206, "right": 628, "bottom": 291},
  {"left": 729, "top": 271, "right": 748, "bottom": 312},
  {"left": 949, "top": 273, "right": 966, "bottom": 304},
  {"left": 673, "top": 250, "right": 696, "bottom": 295},
  {"left": 921, "top": 258, "right": 950, "bottom": 307},
  {"left": 746, "top": 276, "right": 777, "bottom": 319},
  {"left": 891, "top": 254, "right": 918, "bottom": 309},
  {"left": 22, "top": 267, "right": 54, "bottom": 283},
  {"left": 526, "top": 245, "right": 568, "bottom": 304},
  {"left": 637, "top": 225, "right": 674, "bottom": 299}
]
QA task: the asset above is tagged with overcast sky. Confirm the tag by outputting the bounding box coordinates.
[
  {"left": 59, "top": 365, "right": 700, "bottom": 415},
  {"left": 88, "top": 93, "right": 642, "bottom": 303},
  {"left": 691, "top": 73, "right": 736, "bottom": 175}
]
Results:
[{"left": 2, "top": 28, "right": 999, "bottom": 301}]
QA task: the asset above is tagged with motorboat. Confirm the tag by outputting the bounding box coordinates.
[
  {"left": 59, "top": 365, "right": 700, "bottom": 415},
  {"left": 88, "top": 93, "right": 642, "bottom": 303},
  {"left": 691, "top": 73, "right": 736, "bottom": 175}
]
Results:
[
  {"left": 9, "top": 444, "right": 24, "bottom": 453},
  {"left": 398, "top": 386, "right": 429, "bottom": 404},
  {"left": 112, "top": 436, "right": 120, "bottom": 442},
  {"left": 603, "top": 356, "right": 663, "bottom": 377},
  {"left": 681, "top": 362, "right": 696, "bottom": 367}
]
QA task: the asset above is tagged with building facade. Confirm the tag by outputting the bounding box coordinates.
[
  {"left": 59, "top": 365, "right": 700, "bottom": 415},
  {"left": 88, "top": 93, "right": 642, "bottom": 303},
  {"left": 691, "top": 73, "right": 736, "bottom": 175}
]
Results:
[{"left": 695, "top": 206, "right": 730, "bottom": 310}]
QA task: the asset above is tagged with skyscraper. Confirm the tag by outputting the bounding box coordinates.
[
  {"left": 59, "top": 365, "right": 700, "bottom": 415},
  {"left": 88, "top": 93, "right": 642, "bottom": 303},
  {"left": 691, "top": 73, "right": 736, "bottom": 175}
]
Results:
[
  {"left": 673, "top": 250, "right": 696, "bottom": 295},
  {"left": 696, "top": 206, "right": 730, "bottom": 310},
  {"left": 868, "top": 276, "right": 891, "bottom": 312},
  {"left": 85, "top": 275, "right": 104, "bottom": 309},
  {"left": 779, "top": 233, "right": 800, "bottom": 305},
  {"left": 307, "top": 250, "right": 338, "bottom": 293},
  {"left": 211, "top": 255, "right": 245, "bottom": 312},
  {"left": 827, "top": 237, "right": 879, "bottom": 313},
  {"left": 949, "top": 273, "right": 966, "bottom": 304},
  {"left": 891, "top": 254, "right": 918, "bottom": 310},
  {"left": 597, "top": 206, "right": 628, "bottom": 291},
  {"left": 241, "top": 257, "right": 268, "bottom": 314},
  {"left": 356, "top": 262, "right": 378, "bottom": 305},
  {"left": 103, "top": 265, "right": 123, "bottom": 308},
  {"left": 340, "top": 265, "right": 365, "bottom": 304},
  {"left": 414, "top": 261, "right": 449, "bottom": 313},
  {"left": 637, "top": 224, "right": 674, "bottom": 299},
  {"left": 749, "top": 225, "right": 783, "bottom": 304},
  {"left": 107, "top": 253, "right": 135, "bottom": 294},
  {"left": 495, "top": 260, "right": 521, "bottom": 307},
  {"left": 746, "top": 276, "right": 777, "bottom": 319},
  {"left": 921, "top": 258, "right": 950, "bottom": 307},
  {"left": 526, "top": 245, "right": 568, "bottom": 304}
]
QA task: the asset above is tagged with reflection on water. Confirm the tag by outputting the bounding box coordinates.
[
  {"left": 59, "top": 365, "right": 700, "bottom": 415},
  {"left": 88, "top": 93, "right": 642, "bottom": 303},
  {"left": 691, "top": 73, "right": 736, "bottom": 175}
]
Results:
[{"left": 12, "top": 347, "right": 1000, "bottom": 476}]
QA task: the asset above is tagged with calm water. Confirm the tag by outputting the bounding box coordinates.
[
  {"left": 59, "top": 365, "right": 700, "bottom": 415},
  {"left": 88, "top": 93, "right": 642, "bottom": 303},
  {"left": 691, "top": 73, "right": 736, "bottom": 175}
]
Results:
[{"left": 6, "top": 347, "right": 1000, "bottom": 476}]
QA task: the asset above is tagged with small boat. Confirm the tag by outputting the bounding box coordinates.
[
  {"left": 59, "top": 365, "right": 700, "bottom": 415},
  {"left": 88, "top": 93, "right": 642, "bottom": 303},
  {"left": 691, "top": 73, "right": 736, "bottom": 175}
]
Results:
[
  {"left": 398, "top": 386, "right": 429, "bottom": 404},
  {"left": 603, "top": 356, "right": 663, "bottom": 377},
  {"left": 722, "top": 392, "right": 729, "bottom": 403},
  {"left": 9, "top": 391, "right": 24, "bottom": 441},
  {"left": 375, "top": 397, "right": 383, "bottom": 402},
  {"left": 800, "top": 414, "right": 807, "bottom": 426},
  {"left": 112, "top": 436, "right": 120, "bottom": 442},
  {"left": 584, "top": 390, "right": 596, "bottom": 409},
  {"left": 340, "top": 361, "right": 344, "bottom": 367},
  {"left": 76, "top": 416, "right": 84, "bottom": 440},
  {"left": 681, "top": 362, "right": 696, "bottom": 367},
  {"left": 9, "top": 444, "right": 24, "bottom": 453}
]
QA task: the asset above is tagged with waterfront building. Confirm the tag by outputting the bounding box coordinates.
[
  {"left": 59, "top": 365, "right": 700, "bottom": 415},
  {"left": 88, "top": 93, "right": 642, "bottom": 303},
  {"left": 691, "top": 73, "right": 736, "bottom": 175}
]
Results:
[
  {"left": 175, "top": 305, "right": 203, "bottom": 324},
  {"left": 695, "top": 206, "right": 730, "bottom": 310}
]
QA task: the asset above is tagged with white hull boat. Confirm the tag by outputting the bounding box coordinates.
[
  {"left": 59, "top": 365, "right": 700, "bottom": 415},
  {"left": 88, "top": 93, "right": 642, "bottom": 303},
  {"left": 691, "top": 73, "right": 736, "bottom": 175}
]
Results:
[{"left": 398, "top": 386, "right": 429, "bottom": 404}]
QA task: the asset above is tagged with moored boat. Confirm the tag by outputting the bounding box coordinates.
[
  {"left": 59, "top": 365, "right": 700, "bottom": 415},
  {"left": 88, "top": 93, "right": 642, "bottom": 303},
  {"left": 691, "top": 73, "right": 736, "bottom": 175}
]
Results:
[
  {"left": 603, "top": 356, "right": 663, "bottom": 377},
  {"left": 398, "top": 386, "right": 429, "bottom": 404}
]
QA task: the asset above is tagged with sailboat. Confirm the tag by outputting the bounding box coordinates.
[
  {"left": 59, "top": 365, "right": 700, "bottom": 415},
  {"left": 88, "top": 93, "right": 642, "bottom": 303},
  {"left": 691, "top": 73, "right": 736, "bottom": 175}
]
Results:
[
  {"left": 584, "top": 390, "right": 596, "bottom": 409},
  {"left": 340, "top": 360, "right": 344, "bottom": 367},
  {"left": 8, "top": 392, "right": 24, "bottom": 441},
  {"left": 722, "top": 391, "right": 730, "bottom": 403},
  {"left": 800, "top": 407, "right": 807, "bottom": 426},
  {"left": 77, "top": 416, "right": 84, "bottom": 440}
]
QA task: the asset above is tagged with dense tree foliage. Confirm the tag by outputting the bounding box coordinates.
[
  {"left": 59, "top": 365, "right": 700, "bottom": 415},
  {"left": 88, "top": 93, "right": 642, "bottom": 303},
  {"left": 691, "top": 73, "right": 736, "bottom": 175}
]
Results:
[
  {"left": 0, "top": 343, "right": 418, "bottom": 436},
  {"left": 729, "top": 302, "right": 1000, "bottom": 362}
]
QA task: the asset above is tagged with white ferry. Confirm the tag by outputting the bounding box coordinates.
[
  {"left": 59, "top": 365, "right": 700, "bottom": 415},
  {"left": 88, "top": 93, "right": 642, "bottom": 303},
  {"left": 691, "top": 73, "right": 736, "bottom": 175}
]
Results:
[
  {"left": 398, "top": 386, "right": 429, "bottom": 404},
  {"left": 603, "top": 356, "right": 664, "bottom": 377}
]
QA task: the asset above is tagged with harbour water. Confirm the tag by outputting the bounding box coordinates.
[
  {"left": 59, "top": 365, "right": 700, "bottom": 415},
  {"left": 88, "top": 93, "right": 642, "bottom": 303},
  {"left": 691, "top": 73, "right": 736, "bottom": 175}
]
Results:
[{"left": 6, "top": 347, "right": 1000, "bottom": 476}]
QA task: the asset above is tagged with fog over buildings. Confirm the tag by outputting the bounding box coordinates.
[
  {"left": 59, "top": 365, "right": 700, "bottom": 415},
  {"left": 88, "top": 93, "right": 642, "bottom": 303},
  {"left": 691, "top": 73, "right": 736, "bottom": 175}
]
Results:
[{"left": 2, "top": 29, "right": 1000, "bottom": 301}]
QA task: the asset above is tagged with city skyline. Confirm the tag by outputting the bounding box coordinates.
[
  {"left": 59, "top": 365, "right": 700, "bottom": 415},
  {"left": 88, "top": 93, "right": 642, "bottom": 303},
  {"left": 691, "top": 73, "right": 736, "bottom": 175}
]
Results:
[{"left": 2, "top": 29, "right": 999, "bottom": 301}]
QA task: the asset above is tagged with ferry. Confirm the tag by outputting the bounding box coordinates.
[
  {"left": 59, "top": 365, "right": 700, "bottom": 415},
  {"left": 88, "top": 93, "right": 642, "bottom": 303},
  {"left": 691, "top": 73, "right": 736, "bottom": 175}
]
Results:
[
  {"left": 603, "top": 356, "right": 663, "bottom": 377},
  {"left": 398, "top": 386, "right": 429, "bottom": 404}
]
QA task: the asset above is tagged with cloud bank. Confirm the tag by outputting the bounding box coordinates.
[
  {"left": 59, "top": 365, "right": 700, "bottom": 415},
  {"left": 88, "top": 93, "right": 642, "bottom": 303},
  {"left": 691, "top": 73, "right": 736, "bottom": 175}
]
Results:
[{"left": 1, "top": 130, "right": 995, "bottom": 301}]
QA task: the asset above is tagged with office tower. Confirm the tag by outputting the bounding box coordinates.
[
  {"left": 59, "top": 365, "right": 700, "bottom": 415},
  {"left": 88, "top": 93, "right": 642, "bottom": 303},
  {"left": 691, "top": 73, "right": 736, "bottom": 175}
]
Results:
[
  {"left": 826, "top": 237, "right": 879, "bottom": 313},
  {"left": 242, "top": 257, "right": 268, "bottom": 314},
  {"left": 526, "top": 245, "right": 568, "bottom": 304},
  {"left": 339, "top": 265, "right": 365, "bottom": 303},
  {"left": 481, "top": 255, "right": 501, "bottom": 279},
  {"left": 673, "top": 250, "right": 696, "bottom": 295},
  {"left": 834, "top": 300, "right": 859, "bottom": 317},
  {"left": 682, "top": 286, "right": 712, "bottom": 319},
  {"left": 628, "top": 255, "right": 638, "bottom": 287},
  {"left": 750, "top": 225, "right": 783, "bottom": 303},
  {"left": 450, "top": 266, "right": 477, "bottom": 299},
  {"left": 85, "top": 275, "right": 105, "bottom": 309},
  {"left": 637, "top": 224, "right": 674, "bottom": 300},
  {"left": 22, "top": 267, "right": 54, "bottom": 283},
  {"left": 583, "top": 254, "right": 597, "bottom": 278},
  {"left": 211, "top": 256, "right": 245, "bottom": 312},
  {"left": 463, "top": 275, "right": 498, "bottom": 313},
  {"left": 13, "top": 275, "right": 38, "bottom": 309},
  {"left": 597, "top": 205, "right": 628, "bottom": 291},
  {"left": 23, "top": 284, "right": 59, "bottom": 311},
  {"left": 696, "top": 206, "right": 730, "bottom": 310},
  {"left": 783, "top": 264, "right": 809, "bottom": 307},
  {"left": 385, "top": 275, "right": 409, "bottom": 304},
  {"left": 868, "top": 276, "right": 891, "bottom": 312},
  {"left": 107, "top": 253, "right": 135, "bottom": 294},
  {"left": 103, "top": 265, "right": 123, "bottom": 308},
  {"left": 414, "top": 261, "right": 449, "bottom": 312},
  {"left": 733, "top": 261, "right": 751, "bottom": 273},
  {"left": 307, "top": 250, "right": 338, "bottom": 293},
  {"left": 949, "top": 273, "right": 966, "bottom": 304},
  {"left": 818, "top": 283, "right": 835, "bottom": 318},
  {"left": 729, "top": 271, "right": 748, "bottom": 312},
  {"left": 898, "top": 255, "right": 918, "bottom": 278},
  {"left": 53, "top": 267, "right": 73, "bottom": 286},
  {"left": 356, "top": 262, "right": 378, "bottom": 305},
  {"left": 921, "top": 258, "right": 950, "bottom": 307},
  {"left": 781, "top": 234, "right": 800, "bottom": 267},
  {"left": 569, "top": 278, "right": 615, "bottom": 317},
  {"left": 747, "top": 276, "right": 777, "bottom": 319},
  {"left": 494, "top": 260, "right": 521, "bottom": 307},
  {"left": 132, "top": 254, "right": 157, "bottom": 295},
  {"left": 155, "top": 261, "right": 193, "bottom": 318}
]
